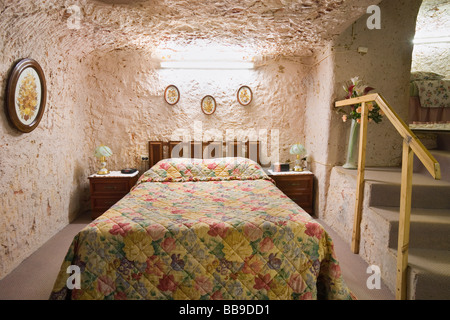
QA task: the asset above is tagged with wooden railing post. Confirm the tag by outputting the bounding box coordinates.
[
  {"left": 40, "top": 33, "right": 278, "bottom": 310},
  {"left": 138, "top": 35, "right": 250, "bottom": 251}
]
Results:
[
  {"left": 351, "top": 102, "right": 368, "bottom": 254},
  {"left": 396, "top": 139, "right": 414, "bottom": 300},
  {"left": 335, "top": 93, "right": 440, "bottom": 299}
]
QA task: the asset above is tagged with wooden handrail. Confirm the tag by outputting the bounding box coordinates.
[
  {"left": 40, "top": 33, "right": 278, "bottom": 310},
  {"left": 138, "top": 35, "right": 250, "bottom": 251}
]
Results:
[
  {"left": 335, "top": 93, "right": 441, "bottom": 300},
  {"left": 336, "top": 94, "right": 441, "bottom": 179}
]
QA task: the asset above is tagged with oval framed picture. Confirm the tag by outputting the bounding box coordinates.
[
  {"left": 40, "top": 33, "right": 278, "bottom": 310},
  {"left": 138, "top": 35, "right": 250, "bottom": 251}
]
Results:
[
  {"left": 237, "top": 85, "right": 252, "bottom": 106},
  {"left": 201, "top": 95, "right": 216, "bottom": 115},
  {"left": 164, "top": 85, "right": 180, "bottom": 105},
  {"left": 6, "top": 59, "right": 47, "bottom": 133}
]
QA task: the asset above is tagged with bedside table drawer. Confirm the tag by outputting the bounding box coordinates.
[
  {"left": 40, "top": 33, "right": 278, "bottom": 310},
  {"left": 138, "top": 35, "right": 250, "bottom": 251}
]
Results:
[
  {"left": 272, "top": 176, "right": 312, "bottom": 190},
  {"left": 92, "top": 196, "right": 124, "bottom": 210},
  {"left": 89, "top": 172, "right": 139, "bottom": 219},
  {"left": 266, "top": 171, "right": 314, "bottom": 215},
  {"left": 284, "top": 193, "right": 311, "bottom": 204},
  {"left": 91, "top": 181, "right": 129, "bottom": 194},
  {"left": 282, "top": 193, "right": 313, "bottom": 214}
]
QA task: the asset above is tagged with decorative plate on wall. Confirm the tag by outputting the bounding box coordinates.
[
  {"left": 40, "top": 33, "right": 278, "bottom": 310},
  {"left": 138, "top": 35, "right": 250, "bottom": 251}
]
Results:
[
  {"left": 201, "top": 95, "right": 216, "bottom": 115},
  {"left": 164, "top": 85, "right": 180, "bottom": 105},
  {"left": 5, "top": 58, "right": 47, "bottom": 133},
  {"left": 237, "top": 85, "right": 252, "bottom": 106}
]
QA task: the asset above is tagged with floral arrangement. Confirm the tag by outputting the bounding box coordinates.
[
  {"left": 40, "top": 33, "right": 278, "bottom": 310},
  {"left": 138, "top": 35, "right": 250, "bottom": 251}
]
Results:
[{"left": 338, "top": 76, "right": 383, "bottom": 124}]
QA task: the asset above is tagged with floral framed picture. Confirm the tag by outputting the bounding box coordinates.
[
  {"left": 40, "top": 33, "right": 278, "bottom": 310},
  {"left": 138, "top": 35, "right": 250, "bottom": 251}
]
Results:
[
  {"left": 164, "top": 85, "right": 180, "bottom": 105},
  {"left": 237, "top": 85, "right": 252, "bottom": 106},
  {"left": 5, "top": 59, "right": 47, "bottom": 133},
  {"left": 201, "top": 95, "right": 216, "bottom": 115}
]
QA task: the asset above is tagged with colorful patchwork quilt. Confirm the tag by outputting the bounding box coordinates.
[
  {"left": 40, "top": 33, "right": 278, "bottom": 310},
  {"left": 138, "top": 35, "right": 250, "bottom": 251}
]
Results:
[{"left": 50, "top": 157, "right": 354, "bottom": 300}]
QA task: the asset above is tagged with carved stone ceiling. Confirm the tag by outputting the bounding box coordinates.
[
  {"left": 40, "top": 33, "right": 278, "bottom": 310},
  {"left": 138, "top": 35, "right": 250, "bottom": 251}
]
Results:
[{"left": 2, "top": 0, "right": 383, "bottom": 59}]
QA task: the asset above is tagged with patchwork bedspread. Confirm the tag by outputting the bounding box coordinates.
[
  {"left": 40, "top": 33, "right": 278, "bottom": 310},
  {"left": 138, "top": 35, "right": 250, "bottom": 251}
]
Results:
[{"left": 50, "top": 157, "right": 354, "bottom": 300}]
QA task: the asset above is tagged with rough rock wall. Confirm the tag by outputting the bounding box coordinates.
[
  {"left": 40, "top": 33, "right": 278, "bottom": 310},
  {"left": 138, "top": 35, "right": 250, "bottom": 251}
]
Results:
[
  {"left": 0, "top": 0, "right": 415, "bottom": 281},
  {"left": 303, "top": 44, "right": 336, "bottom": 218},
  {"left": 322, "top": 0, "right": 423, "bottom": 237},
  {"left": 0, "top": 3, "right": 91, "bottom": 279},
  {"left": 299, "top": 0, "right": 422, "bottom": 219},
  {"left": 63, "top": 0, "right": 380, "bottom": 58},
  {"left": 412, "top": 0, "right": 450, "bottom": 78},
  {"left": 83, "top": 48, "right": 309, "bottom": 174},
  {"left": 330, "top": 0, "right": 423, "bottom": 168},
  {"left": 0, "top": 0, "right": 376, "bottom": 281}
]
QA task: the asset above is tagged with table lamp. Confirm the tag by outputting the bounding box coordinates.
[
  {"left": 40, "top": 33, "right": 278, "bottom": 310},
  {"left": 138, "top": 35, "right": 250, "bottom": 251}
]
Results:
[
  {"left": 290, "top": 143, "right": 306, "bottom": 172},
  {"left": 94, "top": 145, "right": 113, "bottom": 175}
]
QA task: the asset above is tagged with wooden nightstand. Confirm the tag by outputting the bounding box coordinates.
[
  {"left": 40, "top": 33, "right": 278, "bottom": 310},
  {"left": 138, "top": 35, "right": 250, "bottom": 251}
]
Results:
[
  {"left": 265, "top": 169, "right": 314, "bottom": 215},
  {"left": 88, "top": 171, "right": 139, "bottom": 219}
]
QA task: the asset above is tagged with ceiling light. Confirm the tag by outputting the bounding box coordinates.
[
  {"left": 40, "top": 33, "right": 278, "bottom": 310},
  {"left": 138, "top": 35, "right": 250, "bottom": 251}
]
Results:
[
  {"left": 160, "top": 61, "right": 254, "bottom": 70},
  {"left": 413, "top": 36, "right": 450, "bottom": 44}
]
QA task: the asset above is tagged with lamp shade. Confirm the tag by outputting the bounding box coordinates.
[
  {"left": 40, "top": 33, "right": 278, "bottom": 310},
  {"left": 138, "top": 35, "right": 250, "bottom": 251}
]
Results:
[
  {"left": 289, "top": 143, "right": 306, "bottom": 156},
  {"left": 94, "top": 145, "right": 113, "bottom": 158}
]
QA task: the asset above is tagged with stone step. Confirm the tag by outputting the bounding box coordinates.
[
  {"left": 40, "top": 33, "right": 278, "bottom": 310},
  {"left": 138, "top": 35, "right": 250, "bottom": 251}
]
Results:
[
  {"left": 437, "top": 131, "right": 450, "bottom": 152},
  {"left": 369, "top": 206, "right": 450, "bottom": 250},
  {"left": 411, "top": 129, "right": 450, "bottom": 152},
  {"left": 388, "top": 248, "right": 450, "bottom": 300},
  {"left": 414, "top": 149, "right": 450, "bottom": 182},
  {"left": 325, "top": 166, "right": 450, "bottom": 299},
  {"left": 360, "top": 207, "right": 450, "bottom": 299},
  {"left": 363, "top": 168, "right": 450, "bottom": 209}
]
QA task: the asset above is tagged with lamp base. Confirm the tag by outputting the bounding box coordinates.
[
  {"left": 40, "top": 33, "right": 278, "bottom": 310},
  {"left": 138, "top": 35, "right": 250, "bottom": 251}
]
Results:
[
  {"left": 294, "top": 155, "right": 303, "bottom": 172},
  {"left": 97, "top": 168, "right": 110, "bottom": 175},
  {"left": 97, "top": 158, "right": 109, "bottom": 175}
]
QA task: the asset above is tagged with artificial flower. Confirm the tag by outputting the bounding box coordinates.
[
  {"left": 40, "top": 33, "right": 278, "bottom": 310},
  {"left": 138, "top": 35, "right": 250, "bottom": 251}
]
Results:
[{"left": 337, "top": 76, "right": 383, "bottom": 124}]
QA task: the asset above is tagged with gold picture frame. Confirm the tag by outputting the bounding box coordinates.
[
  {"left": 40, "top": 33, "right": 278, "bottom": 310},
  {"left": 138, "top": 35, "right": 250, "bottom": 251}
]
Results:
[
  {"left": 164, "top": 85, "right": 180, "bottom": 105},
  {"left": 201, "top": 95, "right": 216, "bottom": 115},
  {"left": 5, "top": 59, "right": 47, "bottom": 133},
  {"left": 237, "top": 85, "right": 252, "bottom": 106}
]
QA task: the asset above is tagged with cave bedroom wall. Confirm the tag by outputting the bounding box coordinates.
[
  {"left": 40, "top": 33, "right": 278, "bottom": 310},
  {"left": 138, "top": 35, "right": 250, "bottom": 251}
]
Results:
[{"left": 0, "top": 0, "right": 426, "bottom": 300}]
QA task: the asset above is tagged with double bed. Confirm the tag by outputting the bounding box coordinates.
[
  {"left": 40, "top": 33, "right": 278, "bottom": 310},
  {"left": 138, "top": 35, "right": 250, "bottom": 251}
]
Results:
[{"left": 50, "top": 141, "right": 354, "bottom": 300}]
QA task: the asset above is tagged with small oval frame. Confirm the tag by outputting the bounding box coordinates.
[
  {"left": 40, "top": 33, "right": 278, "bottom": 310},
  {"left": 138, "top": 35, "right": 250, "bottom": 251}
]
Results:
[
  {"left": 6, "top": 58, "right": 47, "bottom": 133},
  {"left": 237, "top": 85, "right": 253, "bottom": 106},
  {"left": 164, "top": 85, "right": 180, "bottom": 105},
  {"left": 201, "top": 95, "right": 216, "bottom": 115}
]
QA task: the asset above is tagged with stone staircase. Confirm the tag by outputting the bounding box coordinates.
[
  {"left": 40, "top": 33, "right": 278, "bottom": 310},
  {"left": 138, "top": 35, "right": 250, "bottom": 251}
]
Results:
[{"left": 325, "top": 131, "right": 450, "bottom": 299}]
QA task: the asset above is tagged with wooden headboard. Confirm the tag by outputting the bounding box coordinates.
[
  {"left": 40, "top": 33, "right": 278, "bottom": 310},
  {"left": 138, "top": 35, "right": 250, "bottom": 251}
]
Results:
[{"left": 148, "top": 141, "right": 261, "bottom": 168}]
